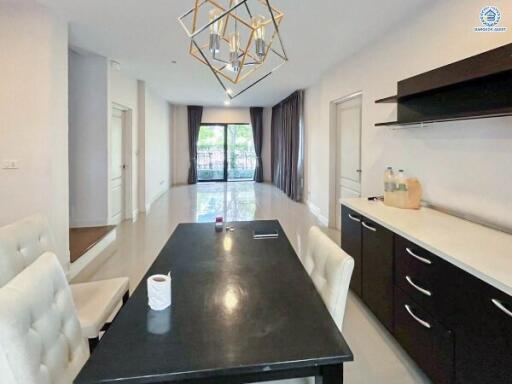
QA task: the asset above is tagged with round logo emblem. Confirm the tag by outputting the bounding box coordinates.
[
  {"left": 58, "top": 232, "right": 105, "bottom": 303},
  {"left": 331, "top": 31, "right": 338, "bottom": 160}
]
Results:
[{"left": 480, "top": 6, "right": 501, "bottom": 27}]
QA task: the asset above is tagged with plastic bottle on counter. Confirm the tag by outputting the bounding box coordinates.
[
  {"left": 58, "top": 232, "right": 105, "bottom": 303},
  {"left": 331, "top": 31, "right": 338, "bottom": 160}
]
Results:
[
  {"left": 384, "top": 167, "right": 395, "bottom": 205},
  {"left": 395, "top": 169, "right": 408, "bottom": 207}
]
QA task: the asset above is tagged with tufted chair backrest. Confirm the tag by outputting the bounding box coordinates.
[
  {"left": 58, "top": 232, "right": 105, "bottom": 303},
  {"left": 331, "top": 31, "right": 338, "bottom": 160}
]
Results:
[
  {"left": 0, "top": 214, "right": 56, "bottom": 288},
  {"left": 0, "top": 252, "right": 89, "bottom": 384},
  {"left": 302, "top": 226, "right": 354, "bottom": 331}
]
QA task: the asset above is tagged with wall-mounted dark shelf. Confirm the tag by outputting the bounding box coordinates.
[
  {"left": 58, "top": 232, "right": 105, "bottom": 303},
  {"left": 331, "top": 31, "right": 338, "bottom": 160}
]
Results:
[
  {"left": 375, "top": 95, "right": 398, "bottom": 103},
  {"left": 375, "top": 43, "right": 512, "bottom": 126},
  {"left": 375, "top": 111, "right": 512, "bottom": 127}
]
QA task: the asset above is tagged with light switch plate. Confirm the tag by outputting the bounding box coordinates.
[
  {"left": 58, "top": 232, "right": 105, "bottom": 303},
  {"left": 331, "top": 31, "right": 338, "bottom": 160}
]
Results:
[{"left": 2, "top": 160, "right": 20, "bottom": 169}]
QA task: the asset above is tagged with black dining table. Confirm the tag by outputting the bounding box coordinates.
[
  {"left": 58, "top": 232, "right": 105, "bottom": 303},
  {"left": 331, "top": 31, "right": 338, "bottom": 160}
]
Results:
[{"left": 75, "top": 220, "right": 353, "bottom": 384}]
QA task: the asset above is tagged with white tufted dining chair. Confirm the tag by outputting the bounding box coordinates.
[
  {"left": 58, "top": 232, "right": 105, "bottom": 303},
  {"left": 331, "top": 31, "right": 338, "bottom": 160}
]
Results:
[
  {"left": 0, "top": 214, "right": 129, "bottom": 351},
  {"left": 301, "top": 226, "right": 354, "bottom": 331},
  {"left": 0, "top": 252, "right": 89, "bottom": 384},
  {"left": 263, "top": 226, "right": 354, "bottom": 384}
]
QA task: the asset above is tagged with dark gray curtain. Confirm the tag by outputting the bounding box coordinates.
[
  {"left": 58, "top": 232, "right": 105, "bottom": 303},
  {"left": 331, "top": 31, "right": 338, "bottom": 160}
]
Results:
[
  {"left": 271, "top": 90, "right": 304, "bottom": 202},
  {"left": 187, "top": 106, "right": 203, "bottom": 184},
  {"left": 250, "top": 107, "right": 264, "bottom": 182}
]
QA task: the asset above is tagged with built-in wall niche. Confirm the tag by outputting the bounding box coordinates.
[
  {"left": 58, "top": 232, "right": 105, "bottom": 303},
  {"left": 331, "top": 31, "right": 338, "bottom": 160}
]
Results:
[{"left": 375, "top": 43, "right": 512, "bottom": 126}]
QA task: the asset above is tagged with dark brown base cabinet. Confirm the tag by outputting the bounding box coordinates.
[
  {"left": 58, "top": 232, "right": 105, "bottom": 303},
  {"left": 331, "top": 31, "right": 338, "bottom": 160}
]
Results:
[
  {"left": 361, "top": 218, "right": 394, "bottom": 332},
  {"left": 341, "top": 204, "right": 512, "bottom": 384},
  {"left": 341, "top": 207, "right": 362, "bottom": 296}
]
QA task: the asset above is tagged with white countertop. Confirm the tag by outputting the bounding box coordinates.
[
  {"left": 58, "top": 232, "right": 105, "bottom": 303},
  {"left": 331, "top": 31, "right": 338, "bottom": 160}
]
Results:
[{"left": 341, "top": 198, "right": 512, "bottom": 296}]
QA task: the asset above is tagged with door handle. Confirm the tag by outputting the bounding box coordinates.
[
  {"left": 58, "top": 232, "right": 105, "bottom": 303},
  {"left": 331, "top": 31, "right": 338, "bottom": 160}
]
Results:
[
  {"left": 348, "top": 214, "right": 361, "bottom": 223},
  {"left": 362, "top": 221, "right": 376, "bottom": 232},
  {"left": 492, "top": 299, "right": 512, "bottom": 318},
  {"left": 406, "top": 247, "right": 432, "bottom": 265},
  {"left": 356, "top": 169, "right": 362, "bottom": 173},
  {"left": 404, "top": 304, "right": 431, "bottom": 329},
  {"left": 406, "top": 276, "right": 432, "bottom": 297}
]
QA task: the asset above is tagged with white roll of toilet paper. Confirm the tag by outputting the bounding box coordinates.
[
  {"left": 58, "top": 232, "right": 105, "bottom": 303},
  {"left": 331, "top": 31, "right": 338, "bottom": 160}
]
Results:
[{"left": 147, "top": 273, "right": 172, "bottom": 311}]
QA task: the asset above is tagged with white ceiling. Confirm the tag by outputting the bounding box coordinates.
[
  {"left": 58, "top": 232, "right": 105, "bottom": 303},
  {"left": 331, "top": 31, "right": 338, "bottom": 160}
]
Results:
[{"left": 38, "top": 0, "right": 431, "bottom": 107}]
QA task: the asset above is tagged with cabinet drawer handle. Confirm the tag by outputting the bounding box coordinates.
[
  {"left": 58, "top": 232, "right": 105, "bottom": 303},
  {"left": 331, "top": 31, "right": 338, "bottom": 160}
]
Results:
[
  {"left": 404, "top": 304, "right": 431, "bottom": 329},
  {"left": 348, "top": 214, "right": 361, "bottom": 223},
  {"left": 406, "top": 276, "right": 432, "bottom": 297},
  {"left": 362, "top": 222, "right": 377, "bottom": 232},
  {"left": 492, "top": 299, "right": 512, "bottom": 318},
  {"left": 406, "top": 247, "right": 432, "bottom": 265}
]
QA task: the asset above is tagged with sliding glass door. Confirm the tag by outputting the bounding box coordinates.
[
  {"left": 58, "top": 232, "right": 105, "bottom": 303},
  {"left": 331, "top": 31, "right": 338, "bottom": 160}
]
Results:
[
  {"left": 227, "top": 124, "right": 256, "bottom": 181},
  {"left": 197, "top": 124, "right": 226, "bottom": 182},
  {"left": 197, "top": 123, "right": 256, "bottom": 182}
]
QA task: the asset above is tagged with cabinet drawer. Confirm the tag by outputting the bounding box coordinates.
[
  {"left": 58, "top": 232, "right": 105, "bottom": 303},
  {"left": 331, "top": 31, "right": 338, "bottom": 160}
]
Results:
[
  {"left": 395, "top": 235, "right": 459, "bottom": 324},
  {"left": 341, "top": 206, "right": 362, "bottom": 296},
  {"left": 394, "top": 287, "right": 454, "bottom": 384},
  {"left": 454, "top": 272, "right": 512, "bottom": 384}
]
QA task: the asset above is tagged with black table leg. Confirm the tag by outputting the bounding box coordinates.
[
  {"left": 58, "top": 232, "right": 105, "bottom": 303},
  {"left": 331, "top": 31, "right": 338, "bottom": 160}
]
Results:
[{"left": 315, "top": 364, "right": 344, "bottom": 384}]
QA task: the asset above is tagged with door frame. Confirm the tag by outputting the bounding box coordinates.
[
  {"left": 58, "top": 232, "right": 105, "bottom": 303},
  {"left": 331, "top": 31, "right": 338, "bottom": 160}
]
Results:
[
  {"left": 328, "top": 91, "right": 363, "bottom": 229},
  {"left": 109, "top": 103, "right": 134, "bottom": 224},
  {"left": 196, "top": 122, "right": 254, "bottom": 183}
]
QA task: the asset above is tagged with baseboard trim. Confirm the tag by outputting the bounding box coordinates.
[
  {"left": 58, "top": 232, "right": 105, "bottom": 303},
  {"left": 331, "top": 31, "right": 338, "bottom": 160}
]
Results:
[
  {"left": 306, "top": 200, "right": 329, "bottom": 226},
  {"left": 70, "top": 218, "right": 109, "bottom": 228},
  {"left": 144, "top": 186, "right": 170, "bottom": 215}
]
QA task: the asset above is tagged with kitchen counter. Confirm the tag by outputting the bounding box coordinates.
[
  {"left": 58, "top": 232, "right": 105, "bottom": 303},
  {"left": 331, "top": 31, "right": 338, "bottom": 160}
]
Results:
[{"left": 341, "top": 197, "right": 512, "bottom": 296}]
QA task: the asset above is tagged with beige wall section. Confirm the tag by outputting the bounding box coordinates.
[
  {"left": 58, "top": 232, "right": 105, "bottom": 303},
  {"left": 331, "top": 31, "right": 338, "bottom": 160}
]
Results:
[
  {"left": 0, "top": 2, "right": 70, "bottom": 268},
  {"left": 202, "top": 107, "right": 251, "bottom": 124},
  {"left": 262, "top": 107, "right": 272, "bottom": 182},
  {"left": 138, "top": 82, "right": 172, "bottom": 212},
  {"left": 69, "top": 51, "right": 109, "bottom": 227},
  {"left": 171, "top": 106, "right": 272, "bottom": 185},
  {"left": 305, "top": 0, "right": 512, "bottom": 230},
  {"left": 172, "top": 105, "right": 189, "bottom": 186}
]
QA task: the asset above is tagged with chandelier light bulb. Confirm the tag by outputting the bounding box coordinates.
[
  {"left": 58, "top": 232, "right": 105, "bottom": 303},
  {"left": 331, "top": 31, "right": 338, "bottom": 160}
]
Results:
[
  {"left": 229, "top": 32, "right": 241, "bottom": 73},
  {"left": 252, "top": 15, "right": 266, "bottom": 59},
  {"left": 208, "top": 8, "right": 223, "bottom": 53}
]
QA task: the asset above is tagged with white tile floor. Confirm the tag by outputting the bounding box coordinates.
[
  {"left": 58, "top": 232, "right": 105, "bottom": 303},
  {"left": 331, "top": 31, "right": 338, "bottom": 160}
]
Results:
[{"left": 74, "top": 182, "right": 430, "bottom": 384}]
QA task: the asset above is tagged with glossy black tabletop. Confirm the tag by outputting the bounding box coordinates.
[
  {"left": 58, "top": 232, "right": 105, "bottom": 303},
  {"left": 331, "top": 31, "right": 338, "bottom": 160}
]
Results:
[{"left": 75, "top": 221, "right": 353, "bottom": 384}]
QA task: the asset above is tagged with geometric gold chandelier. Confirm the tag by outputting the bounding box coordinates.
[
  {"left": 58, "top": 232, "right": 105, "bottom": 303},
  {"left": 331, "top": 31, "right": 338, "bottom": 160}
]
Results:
[{"left": 178, "top": 0, "right": 288, "bottom": 100}]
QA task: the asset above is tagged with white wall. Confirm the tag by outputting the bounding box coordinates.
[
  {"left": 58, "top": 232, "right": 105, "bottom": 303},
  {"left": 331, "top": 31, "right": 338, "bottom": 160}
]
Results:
[
  {"left": 262, "top": 107, "right": 272, "bottom": 182},
  {"left": 172, "top": 105, "right": 189, "bottom": 185},
  {"left": 305, "top": 0, "right": 512, "bottom": 230},
  {"left": 202, "top": 107, "right": 250, "bottom": 124},
  {"left": 172, "top": 106, "right": 271, "bottom": 184},
  {"left": 139, "top": 82, "right": 172, "bottom": 210},
  {"left": 69, "top": 50, "right": 109, "bottom": 227},
  {"left": 0, "top": 2, "right": 70, "bottom": 267}
]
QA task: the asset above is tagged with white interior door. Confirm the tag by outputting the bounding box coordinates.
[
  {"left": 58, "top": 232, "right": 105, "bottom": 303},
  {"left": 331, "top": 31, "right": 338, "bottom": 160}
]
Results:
[
  {"left": 335, "top": 95, "right": 362, "bottom": 230},
  {"left": 111, "top": 108, "right": 125, "bottom": 225}
]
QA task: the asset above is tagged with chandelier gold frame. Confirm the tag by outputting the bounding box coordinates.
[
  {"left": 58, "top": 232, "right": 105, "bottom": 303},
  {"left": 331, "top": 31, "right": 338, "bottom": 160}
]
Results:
[{"left": 178, "top": 0, "right": 288, "bottom": 99}]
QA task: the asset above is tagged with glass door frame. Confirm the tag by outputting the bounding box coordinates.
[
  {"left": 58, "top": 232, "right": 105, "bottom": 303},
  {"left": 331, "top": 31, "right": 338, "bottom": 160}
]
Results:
[
  {"left": 197, "top": 122, "right": 256, "bottom": 183},
  {"left": 197, "top": 123, "right": 228, "bottom": 182}
]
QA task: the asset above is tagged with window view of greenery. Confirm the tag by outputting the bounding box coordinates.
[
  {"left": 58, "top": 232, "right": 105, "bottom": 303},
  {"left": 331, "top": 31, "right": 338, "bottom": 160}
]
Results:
[
  {"left": 197, "top": 125, "right": 225, "bottom": 181},
  {"left": 227, "top": 124, "right": 256, "bottom": 181},
  {"left": 197, "top": 124, "right": 256, "bottom": 182}
]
